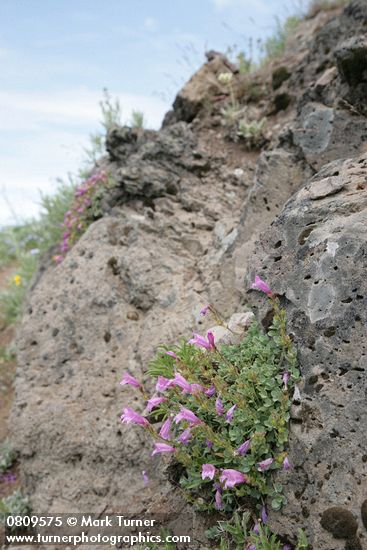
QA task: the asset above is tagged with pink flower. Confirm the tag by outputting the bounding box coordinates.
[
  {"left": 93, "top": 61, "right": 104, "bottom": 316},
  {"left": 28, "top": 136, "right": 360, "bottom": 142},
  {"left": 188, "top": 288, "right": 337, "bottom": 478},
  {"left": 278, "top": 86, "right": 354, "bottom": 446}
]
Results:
[
  {"left": 226, "top": 404, "right": 237, "bottom": 423},
  {"left": 151, "top": 443, "right": 176, "bottom": 456},
  {"left": 207, "top": 331, "right": 215, "bottom": 348},
  {"left": 215, "top": 488, "right": 223, "bottom": 510},
  {"left": 54, "top": 255, "right": 63, "bottom": 264},
  {"left": 166, "top": 351, "right": 179, "bottom": 360},
  {"left": 220, "top": 469, "right": 248, "bottom": 489},
  {"left": 159, "top": 417, "right": 172, "bottom": 440},
  {"left": 283, "top": 456, "right": 291, "bottom": 470},
  {"left": 236, "top": 439, "right": 251, "bottom": 456},
  {"left": 205, "top": 385, "right": 216, "bottom": 397},
  {"left": 142, "top": 470, "right": 149, "bottom": 484},
  {"left": 253, "top": 522, "right": 260, "bottom": 535},
  {"left": 147, "top": 396, "right": 167, "bottom": 412},
  {"left": 120, "top": 372, "right": 141, "bottom": 388},
  {"left": 169, "top": 372, "right": 191, "bottom": 393},
  {"left": 178, "top": 428, "right": 192, "bottom": 444},
  {"left": 0, "top": 472, "right": 16, "bottom": 483},
  {"left": 202, "top": 464, "right": 216, "bottom": 480},
  {"left": 156, "top": 376, "right": 171, "bottom": 393},
  {"left": 200, "top": 305, "right": 210, "bottom": 316},
  {"left": 282, "top": 371, "right": 290, "bottom": 389},
  {"left": 283, "top": 546, "right": 292, "bottom": 550},
  {"left": 188, "top": 332, "right": 215, "bottom": 350},
  {"left": 251, "top": 275, "right": 272, "bottom": 296},
  {"left": 174, "top": 406, "right": 202, "bottom": 426},
  {"left": 206, "top": 440, "right": 213, "bottom": 449},
  {"left": 121, "top": 408, "right": 149, "bottom": 426},
  {"left": 257, "top": 458, "right": 274, "bottom": 472},
  {"left": 261, "top": 505, "right": 268, "bottom": 523},
  {"left": 215, "top": 397, "right": 224, "bottom": 416}
]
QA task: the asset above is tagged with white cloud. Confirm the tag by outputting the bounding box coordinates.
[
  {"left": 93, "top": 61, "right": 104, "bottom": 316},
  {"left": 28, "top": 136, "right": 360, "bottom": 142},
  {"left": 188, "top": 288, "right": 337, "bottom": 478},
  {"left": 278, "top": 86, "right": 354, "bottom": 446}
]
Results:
[
  {"left": 0, "top": 88, "right": 170, "bottom": 225},
  {"left": 0, "top": 89, "right": 168, "bottom": 131}
]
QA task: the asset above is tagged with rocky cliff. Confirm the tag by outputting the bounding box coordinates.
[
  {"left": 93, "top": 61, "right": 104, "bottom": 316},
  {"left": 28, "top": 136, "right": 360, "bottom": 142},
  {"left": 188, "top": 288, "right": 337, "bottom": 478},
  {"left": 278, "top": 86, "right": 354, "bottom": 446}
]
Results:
[{"left": 10, "top": 2, "right": 367, "bottom": 549}]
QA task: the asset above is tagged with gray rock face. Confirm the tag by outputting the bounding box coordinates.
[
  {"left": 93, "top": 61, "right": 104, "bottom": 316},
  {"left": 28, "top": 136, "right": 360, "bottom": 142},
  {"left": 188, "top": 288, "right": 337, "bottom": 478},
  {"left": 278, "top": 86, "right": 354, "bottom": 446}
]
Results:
[
  {"left": 246, "top": 154, "right": 367, "bottom": 549},
  {"left": 10, "top": 119, "right": 252, "bottom": 519},
  {"left": 8, "top": 3, "right": 367, "bottom": 548}
]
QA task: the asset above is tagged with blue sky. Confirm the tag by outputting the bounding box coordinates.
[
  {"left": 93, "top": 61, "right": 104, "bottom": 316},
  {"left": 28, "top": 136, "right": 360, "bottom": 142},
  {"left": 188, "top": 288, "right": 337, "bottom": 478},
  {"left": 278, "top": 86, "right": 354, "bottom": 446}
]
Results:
[{"left": 0, "top": 0, "right": 303, "bottom": 225}]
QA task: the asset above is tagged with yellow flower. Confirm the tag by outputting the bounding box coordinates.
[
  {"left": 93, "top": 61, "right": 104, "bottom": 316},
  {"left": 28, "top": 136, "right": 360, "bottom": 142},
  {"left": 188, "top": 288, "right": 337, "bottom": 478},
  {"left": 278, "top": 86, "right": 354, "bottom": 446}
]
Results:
[{"left": 12, "top": 274, "right": 22, "bottom": 286}]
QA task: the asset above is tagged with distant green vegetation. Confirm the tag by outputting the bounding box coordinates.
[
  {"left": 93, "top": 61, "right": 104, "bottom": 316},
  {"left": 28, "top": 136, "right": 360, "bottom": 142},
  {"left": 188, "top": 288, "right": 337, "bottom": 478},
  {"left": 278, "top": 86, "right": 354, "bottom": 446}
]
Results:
[
  {"left": 0, "top": 89, "right": 126, "bottom": 327},
  {"left": 260, "top": 16, "right": 301, "bottom": 62}
]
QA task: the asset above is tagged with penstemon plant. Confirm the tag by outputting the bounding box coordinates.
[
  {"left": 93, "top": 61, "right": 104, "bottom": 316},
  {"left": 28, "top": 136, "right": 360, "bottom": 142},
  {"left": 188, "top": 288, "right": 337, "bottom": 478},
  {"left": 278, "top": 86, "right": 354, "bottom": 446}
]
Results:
[
  {"left": 53, "top": 171, "right": 115, "bottom": 264},
  {"left": 120, "top": 276, "right": 299, "bottom": 522}
]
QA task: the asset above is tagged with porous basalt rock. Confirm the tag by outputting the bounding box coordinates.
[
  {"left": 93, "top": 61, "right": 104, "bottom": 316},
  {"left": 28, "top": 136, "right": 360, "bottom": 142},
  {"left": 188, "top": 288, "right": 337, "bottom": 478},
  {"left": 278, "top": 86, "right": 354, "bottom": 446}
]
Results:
[
  {"left": 9, "top": 3, "right": 367, "bottom": 548},
  {"left": 245, "top": 153, "right": 367, "bottom": 549}
]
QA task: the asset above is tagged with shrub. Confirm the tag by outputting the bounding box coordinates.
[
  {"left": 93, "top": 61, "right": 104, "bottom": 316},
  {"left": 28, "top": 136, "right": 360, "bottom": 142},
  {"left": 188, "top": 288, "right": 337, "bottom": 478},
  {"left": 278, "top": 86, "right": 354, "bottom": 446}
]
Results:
[
  {"left": 0, "top": 440, "right": 16, "bottom": 475},
  {"left": 120, "top": 277, "right": 299, "bottom": 521},
  {"left": 130, "top": 110, "right": 145, "bottom": 129},
  {"left": 237, "top": 118, "right": 267, "bottom": 148},
  {"left": 0, "top": 490, "right": 31, "bottom": 524},
  {"left": 260, "top": 16, "right": 301, "bottom": 62}
]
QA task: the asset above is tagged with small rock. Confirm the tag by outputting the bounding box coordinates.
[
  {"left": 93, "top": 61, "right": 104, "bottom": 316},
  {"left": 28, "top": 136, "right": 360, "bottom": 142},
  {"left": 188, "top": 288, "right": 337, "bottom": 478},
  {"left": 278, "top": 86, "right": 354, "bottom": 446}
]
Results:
[
  {"left": 208, "top": 325, "right": 235, "bottom": 345},
  {"left": 127, "top": 311, "right": 139, "bottom": 321},
  {"left": 228, "top": 312, "right": 255, "bottom": 333}
]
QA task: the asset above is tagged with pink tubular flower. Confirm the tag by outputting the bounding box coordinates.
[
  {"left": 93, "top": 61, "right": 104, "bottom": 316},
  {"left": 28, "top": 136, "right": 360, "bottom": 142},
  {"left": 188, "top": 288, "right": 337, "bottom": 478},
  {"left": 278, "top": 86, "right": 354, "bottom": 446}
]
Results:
[
  {"left": 120, "top": 372, "right": 141, "bottom": 388},
  {"left": 151, "top": 443, "right": 176, "bottom": 456},
  {"left": 282, "top": 371, "right": 290, "bottom": 389},
  {"left": 251, "top": 275, "right": 273, "bottom": 296},
  {"left": 204, "top": 385, "right": 216, "bottom": 397},
  {"left": 220, "top": 469, "right": 248, "bottom": 489},
  {"left": 178, "top": 428, "right": 192, "bottom": 444},
  {"left": 226, "top": 404, "right": 237, "bottom": 423},
  {"left": 215, "top": 397, "right": 224, "bottom": 416},
  {"left": 142, "top": 470, "right": 149, "bottom": 484},
  {"left": 188, "top": 332, "right": 215, "bottom": 350},
  {"left": 156, "top": 376, "right": 172, "bottom": 393},
  {"left": 121, "top": 408, "right": 149, "bottom": 426},
  {"left": 147, "top": 396, "right": 167, "bottom": 412},
  {"left": 246, "top": 546, "right": 256, "bottom": 550},
  {"left": 166, "top": 351, "right": 179, "bottom": 360},
  {"left": 159, "top": 417, "right": 172, "bottom": 440},
  {"left": 283, "top": 546, "right": 292, "bottom": 550},
  {"left": 261, "top": 505, "right": 268, "bottom": 524},
  {"left": 0, "top": 472, "right": 16, "bottom": 483},
  {"left": 174, "top": 406, "right": 202, "bottom": 426},
  {"left": 206, "top": 439, "right": 213, "bottom": 449},
  {"left": 253, "top": 522, "right": 260, "bottom": 535},
  {"left": 236, "top": 439, "right": 251, "bottom": 456},
  {"left": 207, "top": 331, "right": 215, "bottom": 348},
  {"left": 53, "top": 255, "right": 63, "bottom": 264},
  {"left": 169, "top": 372, "right": 192, "bottom": 393},
  {"left": 200, "top": 305, "right": 210, "bottom": 316},
  {"left": 201, "top": 464, "right": 216, "bottom": 480},
  {"left": 283, "top": 456, "right": 291, "bottom": 470},
  {"left": 257, "top": 458, "right": 274, "bottom": 472},
  {"left": 215, "top": 488, "right": 223, "bottom": 510}
]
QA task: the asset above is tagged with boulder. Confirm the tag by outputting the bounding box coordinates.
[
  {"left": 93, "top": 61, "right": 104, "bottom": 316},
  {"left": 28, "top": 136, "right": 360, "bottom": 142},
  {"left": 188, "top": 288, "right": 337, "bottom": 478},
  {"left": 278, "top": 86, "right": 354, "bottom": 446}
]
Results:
[{"left": 245, "top": 153, "right": 367, "bottom": 549}]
